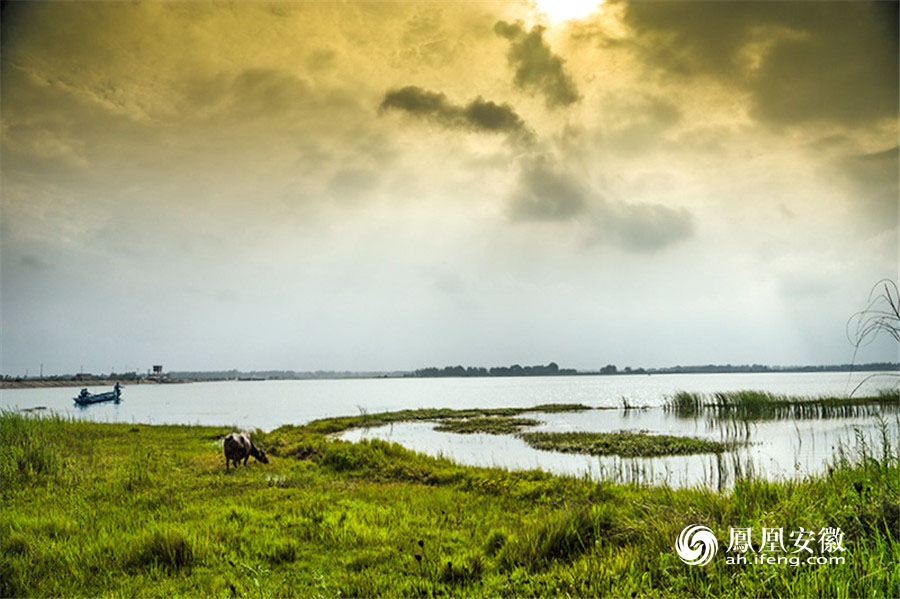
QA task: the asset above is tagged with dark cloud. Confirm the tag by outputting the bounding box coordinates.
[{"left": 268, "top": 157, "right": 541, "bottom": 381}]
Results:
[
  {"left": 620, "top": 2, "right": 898, "bottom": 127},
  {"left": 379, "top": 85, "right": 531, "bottom": 140},
  {"left": 508, "top": 155, "right": 694, "bottom": 251},
  {"left": 493, "top": 21, "right": 580, "bottom": 108},
  {"left": 508, "top": 155, "right": 589, "bottom": 220},
  {"left": 603, "top": 202, "right": 694, "bottom": 253}
]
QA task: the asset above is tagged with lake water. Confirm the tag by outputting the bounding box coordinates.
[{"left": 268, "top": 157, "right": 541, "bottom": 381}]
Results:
[
  {"left": 2, "top": 372, "right": 897, "bottom": 487},
  {"left": 341, "top": 408, "right": 895, "bottom": 488}
]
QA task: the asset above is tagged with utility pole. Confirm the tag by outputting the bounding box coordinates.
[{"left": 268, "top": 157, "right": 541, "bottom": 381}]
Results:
[{"left": 40, "top": 364, "right": 43, "bottom": 379}]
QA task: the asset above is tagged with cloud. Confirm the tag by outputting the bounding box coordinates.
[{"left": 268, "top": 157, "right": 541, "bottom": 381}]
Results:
[
  {"left": 601, "top": 201, "right": 694, "bottom": 252},
  {"left": 508, "top": 155, "right": 589, "bottom": 220},
  {"left": 619, "top": 2, "right": 898, "bottom": 127},
  {"left": 379, "top": 85, "right": 532, "bottom": 140},
  {"left": 327, "top": 167, "right": 380, "bottom": 203},
  {"left": 836, "top": 145, "right": 899, "bottom": 231},
  {"left": 508, "top": 154, "right": 694, "bottom": 251},
  {"left": 599, "top": 94, "right": 682, "bottom": 154},
  {"left": 493, "top": 20, "right": 580, "bottom": 108},
  {"left": 20, "top": 255, "right": 52, "bottom": 271}
]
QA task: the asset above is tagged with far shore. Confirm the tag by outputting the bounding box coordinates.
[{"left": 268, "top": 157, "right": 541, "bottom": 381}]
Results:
[
  {"left": 2, "top": 363, "right": 897, "bottom": 390},
  {"left": 0, "top": 378, "right": 197, "bottom": 390}
]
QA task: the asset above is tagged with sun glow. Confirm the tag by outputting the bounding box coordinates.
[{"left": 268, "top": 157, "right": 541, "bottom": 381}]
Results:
[{"left": 534, "top": 0, "right": 602, "bottom": 23}]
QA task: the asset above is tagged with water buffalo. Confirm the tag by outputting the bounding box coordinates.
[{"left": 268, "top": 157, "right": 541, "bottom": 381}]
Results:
[{"left": 223, "top": 432, "right": 269, "bottom": 471}]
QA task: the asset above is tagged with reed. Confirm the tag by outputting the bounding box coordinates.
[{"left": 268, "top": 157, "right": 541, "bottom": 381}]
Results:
[{"left": 665, "top": 390, "right": 898, "bottom": 421}]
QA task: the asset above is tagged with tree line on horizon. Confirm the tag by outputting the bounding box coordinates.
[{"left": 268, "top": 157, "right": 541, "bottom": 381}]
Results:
[
  {"left": 411, "top": 362, "right": 578, "bottom": 378},
  {"left": 3, "top": 362, "right": 897, "bottom": 382},
  {"left": 407, "top": 361, "right": 900, "bottom": 378}
]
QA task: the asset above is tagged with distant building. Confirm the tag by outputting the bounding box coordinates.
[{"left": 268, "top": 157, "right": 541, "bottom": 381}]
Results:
[{"left": 152, "top": 365, "right": 163, "bottom": 374}]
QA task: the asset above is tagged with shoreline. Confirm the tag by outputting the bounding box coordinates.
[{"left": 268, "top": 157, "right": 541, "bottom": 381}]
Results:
[
  {"left": 2, "top": 368, "right": 897, "bottom": 390},
  {"left": 0, "top": 378, "right": 196, "bottom": 390}
]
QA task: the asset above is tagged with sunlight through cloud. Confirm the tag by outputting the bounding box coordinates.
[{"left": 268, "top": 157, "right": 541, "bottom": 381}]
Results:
[{"left": 534, "top": 0, "right": 603, "bottom": 23}]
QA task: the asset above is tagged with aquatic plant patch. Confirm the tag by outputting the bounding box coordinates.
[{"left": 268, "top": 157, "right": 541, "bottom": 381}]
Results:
[
  {"left": 434, "top": 417, "right": 541, "bottom": 435},
  {"left": 518, "top": 431, "right": 728, "bottom": 457}
]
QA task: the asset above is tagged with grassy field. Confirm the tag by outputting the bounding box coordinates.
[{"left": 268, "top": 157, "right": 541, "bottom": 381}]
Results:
[{"left": 2, "top": 409, "right": 898, "bottom": 598}]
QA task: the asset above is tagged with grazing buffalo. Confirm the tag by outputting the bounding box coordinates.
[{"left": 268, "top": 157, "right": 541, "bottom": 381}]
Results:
[{"left": 223, "top": 432, "right": 269, "bottom": 471}]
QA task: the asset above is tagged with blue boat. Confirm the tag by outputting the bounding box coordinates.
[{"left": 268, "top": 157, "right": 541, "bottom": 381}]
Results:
[{"left": 74, "top": 383, "right": 122, "bottom": 405}]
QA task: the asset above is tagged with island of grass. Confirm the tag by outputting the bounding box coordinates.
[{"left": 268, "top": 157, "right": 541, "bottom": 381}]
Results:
[
  {"left": 2, "top": 409, "right": 898, "bottom": 598},
  {"left": 519, "top": 431, "right": 727, "bottom": 457},
  {"left": 434, "top": 416, "right": 542, "bottom": 435},
  {"left": 304, "top": 403, "right": 592, "bottom": 434}
]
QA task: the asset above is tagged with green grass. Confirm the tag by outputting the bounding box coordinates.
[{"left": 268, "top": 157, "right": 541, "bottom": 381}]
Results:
[
  {"left": 2, "top": 409, "right": 898, "bottom": 598},
  {"left": 304, "top": 403, "right": 591, "bottom": 434},
  {"left": 434, "top": 417, "right": 541, "bottom": 435},
  {"left": 666, "top": 390, "right": 899, "bottom": 420},
  {"left": 519, "top": 431, "right": 728, "bottom": 457},
  {"left": 668, "top": 390, "right": 705, "bottom": 417}
]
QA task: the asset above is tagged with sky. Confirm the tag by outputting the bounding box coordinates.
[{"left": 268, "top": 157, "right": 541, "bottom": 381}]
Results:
[{"left": 1, "top": 0, "right": 897, "bottom": 375}]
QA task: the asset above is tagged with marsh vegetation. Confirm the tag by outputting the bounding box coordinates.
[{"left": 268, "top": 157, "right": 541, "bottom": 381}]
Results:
[
  {"left": 665, "top": 390, "right": 897, "bottom": 420},
  {"left": 433, "top": 416, "right": 542, "bottom": 435},
  {"left": 304, "top": 403, "right": 591, "bottom": 435},
  {"left": 518, "top": 431, "right": 729, "bottom": 457},
  {"left": 2, "top": 408, "right": 897, "bottom": 598}
]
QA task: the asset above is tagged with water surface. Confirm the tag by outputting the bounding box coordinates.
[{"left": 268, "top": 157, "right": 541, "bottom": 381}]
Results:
[
  {"left": 1, "top": 371, "right": 892, "bottom": 431},
  {"left": 340, "top": 406, "right": 895, "bottom": 488},
  {"left": 3, "top": 372, "right": 895, "bottom": 487}
]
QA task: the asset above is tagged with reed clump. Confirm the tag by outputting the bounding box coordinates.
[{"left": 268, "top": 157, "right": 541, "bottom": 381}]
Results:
[
  {"left": 498, "top": 506, "right": 597, "bottom": 571},
  {"left": 665, "top": 390, "right": 898, "bottom": 421},
  {"left": 666, "top": 391, "right": 704, "bottom": 416},
  {"left": 129, "top": 528, "right": 195, "bottom": 571},
  {"left": 0, "top": 410, "right": 67, "bottom": 484}
]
